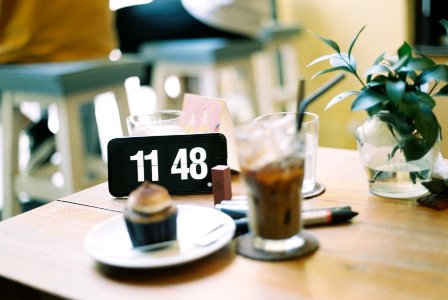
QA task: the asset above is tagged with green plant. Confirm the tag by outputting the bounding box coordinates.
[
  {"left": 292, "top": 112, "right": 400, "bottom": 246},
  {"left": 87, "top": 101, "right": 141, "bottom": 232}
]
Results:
[{"left": 308, "top": 20, "right": 448, "bottom": 162}]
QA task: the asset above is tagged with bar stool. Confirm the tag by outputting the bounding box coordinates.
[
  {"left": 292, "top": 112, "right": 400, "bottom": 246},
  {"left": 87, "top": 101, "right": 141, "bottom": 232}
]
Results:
[
  {"left": 0, "top": 58, "right": 144, "bottom": 219},
  {"left": 254, "top": 23, "right": 302, "bottom": 113},
  {"left": 138, "top": 24, "right": 301, "bottom": 118},
  {"left": 138, "top": 38, "right": 263, "bottom": 118}
]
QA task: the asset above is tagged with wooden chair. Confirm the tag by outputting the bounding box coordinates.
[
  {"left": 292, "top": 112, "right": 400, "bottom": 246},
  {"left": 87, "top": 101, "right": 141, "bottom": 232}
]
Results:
[{"left": 0, "top": 58, "right": 144, "bottom": 219}]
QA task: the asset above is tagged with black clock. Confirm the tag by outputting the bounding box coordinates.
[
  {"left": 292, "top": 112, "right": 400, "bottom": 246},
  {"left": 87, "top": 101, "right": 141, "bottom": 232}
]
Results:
[{"left": 107, "top": 133, "right": 228, "bottom": 197}]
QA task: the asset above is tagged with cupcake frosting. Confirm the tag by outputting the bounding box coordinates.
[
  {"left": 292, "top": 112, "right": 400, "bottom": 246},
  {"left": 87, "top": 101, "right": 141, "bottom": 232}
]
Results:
[{"left": 127, "top": 182, "right": 172, "bottom": 214}]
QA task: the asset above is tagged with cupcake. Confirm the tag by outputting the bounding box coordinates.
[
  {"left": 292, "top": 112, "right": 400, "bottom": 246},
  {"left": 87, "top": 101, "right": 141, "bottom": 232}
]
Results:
[{"left": 124, "top": 181, "right": 177, "bottom": 248}]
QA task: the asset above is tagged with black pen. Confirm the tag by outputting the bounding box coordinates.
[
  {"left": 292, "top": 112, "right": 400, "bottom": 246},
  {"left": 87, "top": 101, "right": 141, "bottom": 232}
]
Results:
[
  {"left": 218, "top": 206, "right": 358, "bottom": 236},
  {"left": 216, "top": 204, "right": 354, "bottom": 220}
]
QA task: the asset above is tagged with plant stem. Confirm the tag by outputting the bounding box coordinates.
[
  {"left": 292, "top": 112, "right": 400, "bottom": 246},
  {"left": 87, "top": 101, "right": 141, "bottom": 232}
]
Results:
[
  {"left": 340, "top": 54, "right": 365, "bottom": 87},
  {"left": 428, "top": 81, "right": 439, "bottom": 94}
]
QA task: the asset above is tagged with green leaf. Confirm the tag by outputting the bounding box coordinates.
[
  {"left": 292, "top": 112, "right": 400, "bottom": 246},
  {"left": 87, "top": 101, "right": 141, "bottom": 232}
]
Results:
[
  {"left": 376, "top": 112, "right": 426, "bottom": 161},
  {"left": 377, "top": 111, "right": 412, "bottom": 136},
  {"left": 379, "top": 108, "right": 439, "bottom": 161},
  {"left": 439, "top": 19, "right": 448, "bottom": 35},
  {"left": 409, "top": 172, "right": 418, "bottom": 184},
  {"left": 330, "top": 53, "right": 356, "bottom": 70},
  {"left": 402, "top": 108, "right": 439, "bottom": 160},
  {"left": 317, "top": 35, "right": 341, "bottom": 54},
  {"left": 351, "top": 88, "right": 388, "bottom": 110},
  {"left": 391, "top": 55, "right": 409, "bottom": 72},
  {"left": 324, "top": 90, "right": 359, "bottom": 110},
  {"left": 398, "top": 91, "right": 436, "bottom": 116},
  {"left": 398, "top": 92, "right": 421, "bottom": 116},
  {"left": 372, "top": 52, "right": 386, "bottom": 65},
  {"left": 311, "top": 66, "right": 351, "bottom": 79},
  {"left": 401, "top": 136, "right": 430, "bottom": 161},
  {"left": 389, "top": 144, "right": 401, "bottom": 159},
  {"left": 364, "top": 64, "right": 391, "bottom": 78},
  {"left": 416, "top": 92, "right": 436, "bottom": 109},
  {"left": 371, "top": 171, "right": 384, "bottom": 183},
  {"left": 406, "top": 70, "right": 418, "bottom": 82},
  {"left": 386, "top": 80, "right": 406, "bottom": 104},
  {"left": 414, "top": 108, "right": 439, "bottom": 146},
  {"left": 415, "top": 65, "right": 448, "bottom": 85},
  {"left": 367, "top": 75, "right": 388, "bottom": 86},
  {"left": 307, "top": 29, "right": 341, "bottom": 53},
  {"left": 367, "top": 81, "right": 385, "bottom": 88},
  {"left": 402, "top": 57, "right": 435, "bottom": 71},
  {"left": 366, "top": 103, "right": 383, "bottom": 116},
  {"left": 306, "top": 54, "right": 334, "bottom": 67},
  {"left": 397, "top": 42, "right": 413, "bottom": 59},
  {"left": 348, "top": 25, "right": 366, "bottom": 59},
  {"left": 367, "top": 52, "right": 386, "bottom": 82},
  {"left": 434, "top": 84, "right": 448, "bottom": 96},
  {"left": 409, "top": 170, "right": 431, "bottom": 183}
]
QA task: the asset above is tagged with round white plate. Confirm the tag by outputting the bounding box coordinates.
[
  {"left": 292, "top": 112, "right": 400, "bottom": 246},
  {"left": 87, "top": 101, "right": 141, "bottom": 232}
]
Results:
[{"left": 84, "top": 205, "right": 235, "bottom": 269}]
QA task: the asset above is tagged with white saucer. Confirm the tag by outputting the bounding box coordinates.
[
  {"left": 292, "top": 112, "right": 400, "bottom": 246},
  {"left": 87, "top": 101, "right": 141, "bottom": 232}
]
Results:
[{"left": 84, "top": 205, "right": 236, "bottom": 269}]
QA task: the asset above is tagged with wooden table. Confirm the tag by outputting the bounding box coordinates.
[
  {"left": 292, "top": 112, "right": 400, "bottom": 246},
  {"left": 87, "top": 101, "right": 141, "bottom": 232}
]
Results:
[{"left": 1, "top": 147, "right": 447, "bottom": 299}]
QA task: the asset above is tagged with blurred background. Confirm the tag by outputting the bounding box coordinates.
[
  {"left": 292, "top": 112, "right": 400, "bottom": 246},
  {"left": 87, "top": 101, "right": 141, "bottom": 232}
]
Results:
[
  {"left": 277, "top": 0, "right": 447, "bottom": 155},
  {"left": 112, "top": 0, "right": 448, "bottom": 155},
  {"left": 1, "top": 0, "right": 447, "bottom": 214}
]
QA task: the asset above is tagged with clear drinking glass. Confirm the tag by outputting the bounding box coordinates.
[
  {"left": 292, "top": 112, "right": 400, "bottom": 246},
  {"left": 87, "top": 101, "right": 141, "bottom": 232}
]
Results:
[
  {"left": 300, "top": 112, "right": 319, "bottom": 194},
  {"left": 254, "top": 112, "right": 319, "bottom": 195},
  {"left": 236, "top": 112, "right": 306, "bottom": 253},
  {"left": 126, "top": 110, "right": 185, "bottom": 136}
]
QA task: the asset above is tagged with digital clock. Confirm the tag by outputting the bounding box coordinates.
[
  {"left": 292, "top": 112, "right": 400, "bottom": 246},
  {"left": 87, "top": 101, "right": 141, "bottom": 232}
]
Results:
[{"left": 107, "top": 133, "right": 228, "bottom": 197}]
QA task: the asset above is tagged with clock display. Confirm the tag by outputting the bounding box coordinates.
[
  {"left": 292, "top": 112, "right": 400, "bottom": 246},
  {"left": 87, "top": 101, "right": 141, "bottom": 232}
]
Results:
[{"left": 107, "top": 133, "right": 228, "bottom": 197}]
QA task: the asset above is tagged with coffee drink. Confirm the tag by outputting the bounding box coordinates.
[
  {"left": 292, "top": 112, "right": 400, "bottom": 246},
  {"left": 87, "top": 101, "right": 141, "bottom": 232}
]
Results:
[{"left": 242, "top": 158, "right": 304, "bottom": 240}]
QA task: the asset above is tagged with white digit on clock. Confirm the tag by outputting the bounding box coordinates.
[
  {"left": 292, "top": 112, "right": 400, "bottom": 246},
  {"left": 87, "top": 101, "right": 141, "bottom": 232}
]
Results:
[
  {"left": 171, "top": 147, "right": 208, "bottom": 180},
  {"left": 144, "top": 150, "right": 159, "bottom": 181},
  {"left": 131, "top": 147, "right": 208, "bottom": 182},
  {"left": 171, "top": 148, "right": 190, "bottom": 180},
  {"left": 130, "top": 150, "right": 159, "bottom": 182},
  {"left": 189, "top": 147, "right": 207, "bottom": 180}
]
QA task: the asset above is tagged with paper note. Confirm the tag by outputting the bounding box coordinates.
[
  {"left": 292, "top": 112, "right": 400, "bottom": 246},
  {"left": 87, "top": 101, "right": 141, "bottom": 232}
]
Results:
[{"left": 182, "top": 93, "right": 240, "bottom": 171}]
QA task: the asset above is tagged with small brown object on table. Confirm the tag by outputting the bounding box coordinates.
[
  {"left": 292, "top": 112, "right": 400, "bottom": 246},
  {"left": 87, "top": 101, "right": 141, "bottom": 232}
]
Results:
[
  {"left": 0, "top": 147, "right": 447, "bottom": 300},
  {"left": 211, "top": 165, "right": 232, "bottom": 204}
]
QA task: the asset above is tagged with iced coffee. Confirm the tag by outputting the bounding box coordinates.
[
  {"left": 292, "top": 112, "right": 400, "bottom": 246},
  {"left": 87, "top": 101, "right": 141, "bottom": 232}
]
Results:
[
  {"left": 243, "top": 158, "right": 304, "bottom": 239},
  {"left": 236, "top": 112, "right": 306, "bottom": 253}
]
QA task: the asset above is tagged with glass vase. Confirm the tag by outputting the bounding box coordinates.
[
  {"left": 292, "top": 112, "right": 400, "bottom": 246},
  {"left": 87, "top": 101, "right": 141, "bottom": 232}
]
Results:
[{"left": 356, "top": 116, "right": 440, "bottom": 199}]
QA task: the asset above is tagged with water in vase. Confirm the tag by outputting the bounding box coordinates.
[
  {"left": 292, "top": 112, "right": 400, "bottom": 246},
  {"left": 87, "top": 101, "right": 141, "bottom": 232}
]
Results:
[{"left": 364, "top": 160, "right": 432, "bottom": 199}]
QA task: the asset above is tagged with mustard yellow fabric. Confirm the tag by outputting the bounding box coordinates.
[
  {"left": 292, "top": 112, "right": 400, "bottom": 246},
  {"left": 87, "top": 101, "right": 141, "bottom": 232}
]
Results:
[{"left": 0, "top": 0, "right": 117, "bottom": 63}]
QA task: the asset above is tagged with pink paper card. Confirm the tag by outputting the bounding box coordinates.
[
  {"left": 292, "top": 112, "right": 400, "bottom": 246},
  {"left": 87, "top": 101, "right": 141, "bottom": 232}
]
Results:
[
  {"left": 181, "top": 93, "right": 240, "bottom": 171},
  {"left": 181, "top": 94, "right": 223, "bottom": 133}
]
